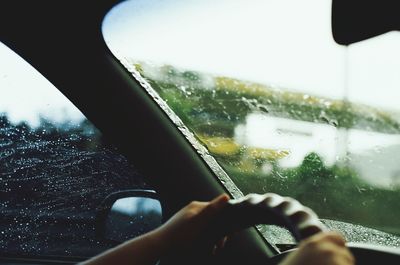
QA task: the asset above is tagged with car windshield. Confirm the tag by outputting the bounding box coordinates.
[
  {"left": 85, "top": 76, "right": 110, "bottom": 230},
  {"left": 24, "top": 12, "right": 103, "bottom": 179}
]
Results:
[{"left": 102, "top": 0, "right": 400, "bottom": 249}]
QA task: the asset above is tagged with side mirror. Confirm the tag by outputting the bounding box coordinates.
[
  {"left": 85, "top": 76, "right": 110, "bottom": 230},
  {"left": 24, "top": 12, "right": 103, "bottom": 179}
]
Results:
[
  {"left": 332, "top": 0, "right": 399, "bottom": 45},
  {"left": 96, "top": 189, "right": 162, "bottom": 242}
]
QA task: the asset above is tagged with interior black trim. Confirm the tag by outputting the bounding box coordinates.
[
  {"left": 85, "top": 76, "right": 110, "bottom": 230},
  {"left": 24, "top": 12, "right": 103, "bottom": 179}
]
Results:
[
  {"left": 0, "top": 255, "right": 83, "bottom": 265},
  {"left": 0, "top": 0, "right": 275, "bottom": 262}
]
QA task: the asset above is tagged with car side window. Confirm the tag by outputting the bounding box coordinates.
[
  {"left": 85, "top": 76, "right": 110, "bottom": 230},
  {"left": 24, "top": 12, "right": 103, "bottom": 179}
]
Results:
[{"left": 0, "top": 42, "right": 156, "bottom": 258}]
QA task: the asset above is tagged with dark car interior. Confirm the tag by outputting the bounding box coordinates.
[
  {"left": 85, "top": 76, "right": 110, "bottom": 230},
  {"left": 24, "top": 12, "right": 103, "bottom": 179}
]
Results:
[{"left": 0, "top": 0, "right": 399, "bottom": 264}]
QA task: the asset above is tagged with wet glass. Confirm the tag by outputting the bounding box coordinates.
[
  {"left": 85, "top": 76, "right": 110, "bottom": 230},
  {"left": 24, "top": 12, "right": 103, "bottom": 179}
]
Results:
[
  {"left": 0, "top": 43, "right": 151, "bottom": 257},
  {"left": 102, "top": 0, "right": 400, "bottom": 248}
]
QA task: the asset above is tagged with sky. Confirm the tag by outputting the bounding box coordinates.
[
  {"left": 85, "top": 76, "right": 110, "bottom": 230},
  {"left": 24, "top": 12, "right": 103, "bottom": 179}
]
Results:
[
  {"left": 0, "top": 0, "right": 399, "bottom": 187},
  {"left": 103, "top": 0, "right": 400, "bottom": 111},
  {"left": 1, "top": 0, "right": 399, "bottom": 124},
  {"left": 0, "top": 43, "right": 84, "bottom": 127},
  {"left": 100, "top": 0, "right": 400, "bottom": 187}
]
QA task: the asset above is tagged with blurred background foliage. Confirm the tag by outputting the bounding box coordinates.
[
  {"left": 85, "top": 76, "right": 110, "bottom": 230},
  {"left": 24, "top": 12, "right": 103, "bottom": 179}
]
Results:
[{"left": 135, "top": 62, "right": 400, "bottom": 236}]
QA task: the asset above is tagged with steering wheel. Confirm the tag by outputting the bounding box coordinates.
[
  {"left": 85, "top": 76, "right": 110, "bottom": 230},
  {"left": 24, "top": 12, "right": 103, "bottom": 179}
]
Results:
[
  {"left": 220, "top": 193, "right": 327, "bottom": 241},
  {"left": 159, "top": 193, "right": 326, "bottom": 265},
  {"left": 160, "top": 193, "right": 400, "bottom": 265},
  {"left": 218, "top": 193, "right": 326, "bottom": 265}
]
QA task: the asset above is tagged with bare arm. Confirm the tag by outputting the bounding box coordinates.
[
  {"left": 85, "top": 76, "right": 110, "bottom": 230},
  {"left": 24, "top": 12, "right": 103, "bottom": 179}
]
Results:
[
  {"left": 79, "top": 194, "right": 230, "bottom": 265},
  {"left": 79, "top": 194, "right": 354, "bottom": 265},
  {"left": 78, "top": 230, "right": 165, "bottom": 265}
]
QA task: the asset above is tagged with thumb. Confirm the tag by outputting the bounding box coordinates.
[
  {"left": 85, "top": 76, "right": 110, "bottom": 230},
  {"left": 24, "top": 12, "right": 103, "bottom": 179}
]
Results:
[
  {"left": 203, "top": 194, "right": 230, "bottom": 217},
  {"left": 211, "top": 194, "right": 230, "bottom": 208}
]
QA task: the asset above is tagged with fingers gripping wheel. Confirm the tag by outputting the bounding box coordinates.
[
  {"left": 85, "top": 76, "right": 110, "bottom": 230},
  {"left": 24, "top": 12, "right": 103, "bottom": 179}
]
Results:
[
  {"left": 219, "top": 193, "right": 327, "bottom": 242},
  {"left": 158, "top": 194, "right": 326, "bottom": 265}
]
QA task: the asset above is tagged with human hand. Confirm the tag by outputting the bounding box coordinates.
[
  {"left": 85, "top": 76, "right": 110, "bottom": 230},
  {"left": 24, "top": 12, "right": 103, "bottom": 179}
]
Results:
[
  {"left": 279, "top": 232, "right": 355, "bottom": 265},
  {"left": 152, "top": 194, "right": 230, "bottom": 262}
]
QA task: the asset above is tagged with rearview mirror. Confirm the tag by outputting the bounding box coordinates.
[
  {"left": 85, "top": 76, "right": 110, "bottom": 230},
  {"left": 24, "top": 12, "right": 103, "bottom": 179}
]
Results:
[
  {"left": 96, "top": 190, "right": 162, "bottom": 242},
  {"left": 332, "top": 0, "right": 399, "bottom": 45}
]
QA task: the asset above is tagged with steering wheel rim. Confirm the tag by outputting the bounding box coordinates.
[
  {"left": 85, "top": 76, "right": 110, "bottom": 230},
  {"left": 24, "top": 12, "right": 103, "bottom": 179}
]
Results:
[
  {"left": 159, "top": 193, "right": 327, "bottom": 265},
  {"left": 216, "top": 193, "right": 327, "bottom": 242}
]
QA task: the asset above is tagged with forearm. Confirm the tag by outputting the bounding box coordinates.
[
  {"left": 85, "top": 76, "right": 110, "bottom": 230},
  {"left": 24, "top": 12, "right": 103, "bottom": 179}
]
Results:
[
  {"left": 79, "top": 194, "right": 229, "bottom": 265},
  {"left": 79, "top": 229, "right": 165, "bottom": 265}
]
